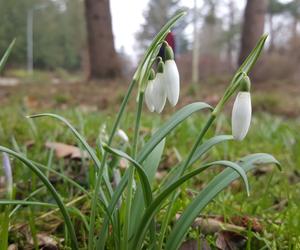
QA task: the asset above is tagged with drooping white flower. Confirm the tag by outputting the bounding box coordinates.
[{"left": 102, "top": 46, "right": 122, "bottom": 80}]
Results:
[
  {"left": 117, "top": 129, "right": 129, "bottom": 143},
  {"left": 145, "top": 70, "right": 155, "bottom": 112},
  {"left": 145, "top": 81, "right": 155, "bottom": 112},
  {"left": 2, "top": 153, "right": 13, "bottom": 196},
  {"left": 150, "top": 60, "right": 166, "bottom": 113},
  {"left": 231, "top": 91, "right": 252, "bottom": 141},
  {"left": 152, "top": 72, "right": 166, "bottom": 113},
  {"left": 164, "top": 44, "right": 180, "bottom": 106}
]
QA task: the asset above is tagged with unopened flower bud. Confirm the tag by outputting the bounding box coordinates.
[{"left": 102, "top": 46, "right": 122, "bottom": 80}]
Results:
[
  {"left": 152, "top": 60, "right": 166, "bottom": 113},
  {"left": 159, "top": 43, "right": 180, "bottom": 106},
  {"left": 145, "top": 69, "right": 155, "bottom": 112},
  {"left": 231, "top": 91, "right": 252, "bottom": 141}
]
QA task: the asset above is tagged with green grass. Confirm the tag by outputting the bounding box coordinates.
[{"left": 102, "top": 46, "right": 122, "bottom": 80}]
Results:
[{"left": 0, "top": 105, "right": 299, "bottom": 249}]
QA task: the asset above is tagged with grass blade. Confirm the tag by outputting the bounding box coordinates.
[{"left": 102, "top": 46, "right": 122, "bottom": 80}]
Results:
[
  {"left": 133, "top": 160, "right": 249, "bottom": 249},
  {"left": 27, "top": 113, "right": 112, "bottom": 199},
  {"left": 137, "top": 102, "right": 212, "bottom": 163},
  {"left": 103, "top": 144, "right": 153, "bottom": 206},
  {"left": 0, "top": 146, "right": 79, "bottom": 250},
  {"left": 0, "top": 39, "right": 15, "bottom": 73},
  {"left": 96, "top": 103, "right": 212, "bottom": 249},
  {"left": 165, "top": 153, "right": 280, "bottom": 250},
  {"left": 0, "top": 200, "right": 57, "bottom": 207}
]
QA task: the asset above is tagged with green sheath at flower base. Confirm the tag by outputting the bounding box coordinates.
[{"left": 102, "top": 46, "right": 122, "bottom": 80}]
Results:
[
  {"left": 164, "top": 43, "right": 174, "bottom": 61},
  {"left": 149, "top": 68, "right": 155, "bottom": 80},
  {"left": 157, "top": 58, "right": 164, "bottom": 73},
  {"left": 240, "top": 75, "right": 251, "bottom": 92}
]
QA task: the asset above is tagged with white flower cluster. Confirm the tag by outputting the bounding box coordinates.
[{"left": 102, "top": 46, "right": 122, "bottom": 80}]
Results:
[
  {"left": 144, "top": 44, "right": 180, "bottom": 113},
  {"left": 144, "top": 42, "right": 252, "bottom": 141}
]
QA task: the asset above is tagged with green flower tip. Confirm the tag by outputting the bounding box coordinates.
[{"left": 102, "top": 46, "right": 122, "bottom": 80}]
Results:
[
  {"left": 157, "top": 60, "right": 164, "bottom": 73},
  {"left": 149, "top": 68, "right": 155, "bottom": 80},
  {"left": 240, "top": 75, "right": 251, "bottom": 92},
  {"left": 165, "top": 44, "right": 174, "bottom": 61}
]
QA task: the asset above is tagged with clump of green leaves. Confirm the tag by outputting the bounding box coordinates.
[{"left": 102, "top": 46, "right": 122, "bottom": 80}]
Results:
[{"left": 0, "top": 12, "right": 280, "bottom": 250}]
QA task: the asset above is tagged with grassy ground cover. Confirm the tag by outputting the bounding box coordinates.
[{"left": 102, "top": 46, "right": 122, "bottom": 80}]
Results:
[{"left": 0, "top": 103, "right": 299, "bottom": 249}]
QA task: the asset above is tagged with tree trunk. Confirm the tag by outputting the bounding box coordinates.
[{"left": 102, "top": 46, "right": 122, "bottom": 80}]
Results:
[
  {"left": 238, "top": 0, "right": 267, "bottom": 65},
  {"left": 268, "top": 13, "right": 275, "bottom": 53},
  {"left": 84, "top": 0, "right": 119, "bottom": 79},
  {"left": 227, "top": 0, "right": 235, "bottom": 70}
]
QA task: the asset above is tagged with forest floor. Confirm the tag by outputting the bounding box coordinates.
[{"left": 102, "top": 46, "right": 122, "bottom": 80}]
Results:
[
  {"left": 0, "top": 70, "right": 299, "bottom": 249},
  {"left": 0, "top": 69, "right": 300, "bottom": 117}
]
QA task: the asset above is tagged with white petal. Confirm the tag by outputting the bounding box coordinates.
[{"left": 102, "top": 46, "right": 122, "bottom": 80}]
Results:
[
  {"left": 117, "top": 129, "right": 129, "bottom": 142},
  {"left": 2, "top": 153, "right": 13, "bottom": 192},
  {"left": 152, "top": 73, "right": 166, "bottom": 113},
  {"left": 164, "top": 60, "right": 180, "bottom": 106},
  {"left": 231, "top": 92, "right": 252, "bottom": 141},
  {"left": 145, "top": 80, "right": 155, "bottom": 112}
]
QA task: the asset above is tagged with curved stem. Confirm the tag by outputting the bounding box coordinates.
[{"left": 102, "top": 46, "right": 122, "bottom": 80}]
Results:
[
  {"left": 123, "top": 92, "right": 144, "bottom": 250},
  {"left": 88, "top": 79, "right": 137, "bottom": 250}
]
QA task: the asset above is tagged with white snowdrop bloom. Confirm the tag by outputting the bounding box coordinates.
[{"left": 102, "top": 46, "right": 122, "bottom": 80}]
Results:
[
  {"left": 231, "top": 91, "right": 252, "bottom": 141},
  {"left": 164, "top": 44, "right": 180, "bottom": 106},
  {"left": 145, "top": 71, "right": 155, "bottom": 112},
  {"left": 117, "top": 129, "right": 129, "bottom": 142},
  {"left": 152, "top": 72, "right": 166, "bottom": 113}
]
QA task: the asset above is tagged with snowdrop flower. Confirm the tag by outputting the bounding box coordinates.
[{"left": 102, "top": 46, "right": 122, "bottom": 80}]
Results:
[
  {"left": 145, "top": 69, "right": 155, "bottom": 112},
  {"left": 2, "top": 153, "right": 13, "bottom": 195},
  {"left": 164, "top": 44, "right": 180, "bottom": 106},
  {"left": 117, "top": 129, "right": 129, "bottom": 143},
  {"left": 152, "top": 60, "right": 167, "bottom": 113},
  {"left": 231, "top": 76, "right": 252, "bottom": 141}
]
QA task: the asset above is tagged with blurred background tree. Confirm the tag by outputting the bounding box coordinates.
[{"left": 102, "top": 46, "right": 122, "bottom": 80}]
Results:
[
  {"left": 0, "top": 0, "right": 300, "bottom": 82},
  {"left": 239, "top": 0, "right": 268, "bottom": 66},
  {"left": 84, "top": 0, "right": 120, "bottom": 79},
  {"left": 136, "top": 0, "right": 189, "bottom": 55},
  {"left": 0, "top": 0, "right": 85, "bottom": 71}
]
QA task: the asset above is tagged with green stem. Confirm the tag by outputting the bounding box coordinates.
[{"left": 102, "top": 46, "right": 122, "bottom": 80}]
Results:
[
  {"left": 157, "top": 114, "right": 216, "bottom": 249},
  {"left": 123, "top": 92, "right": 144, "bottom": 250},
  {"left": 88, "top": 79, "right": 137, "bottom": 250}
]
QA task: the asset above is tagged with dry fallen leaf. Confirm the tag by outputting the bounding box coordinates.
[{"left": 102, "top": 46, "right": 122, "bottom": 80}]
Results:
[
  {"left": 28, "top": 233, "right": 60, "bottom": 249},
  {"left": 180, "top": 238, "right": 211, "bottom": 250},
  {"left": 193, "top": 217, "right": 246, "bottom": 235},
  {"left": 216, "top": 231, "right": 246, "bottom": 250},
  {"left": 119, "top": 158, "right": 129, "bottom": 169},
  {"left": 45, "top": 142, "right": 89, "bottom": 160},
  {"left": 8, "top": 244, "right": 18, "bottom": 250},
  {"left": 253, "top": 165, "right": 274, "bottom": 177}
]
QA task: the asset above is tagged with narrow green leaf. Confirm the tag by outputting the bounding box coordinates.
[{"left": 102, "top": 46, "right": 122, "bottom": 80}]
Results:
[
  {"left": 0, "top": 200, "right": 57, "bottom": 207},
  {"left": 96, "top": 103, "right": 211, "bottom": 249},
  {"left": 165, "top": 153, "right": 280, "bottom": 250},
  {"left": 129, "top": 139, "right": 166, "bottom": 246},
  {"left": 237, "top": 34, "right": 268, "bottom": 75},
  {"left": 103, "top": 144, "right": 153, "bottom": 206},
  {"left": 0, "top": 146, "right": 79, "bottom": 250},
  {"left": 164, "top": 135, "right": 234, "bottom": 186},
  {"left": 0, "top": 39, "right": 15, "bottom": 73},
  {"left": 138, "top": 102, "right": 212, "bottom": 163},
  {"left": 0, "top": 208, "right": 10, "bottom": 250},
  {"left": 133, "top": 160, "right": 249, "bottom": 249},
  {"left": 27, "top": 113, "right": 112, "bottom": 199}
]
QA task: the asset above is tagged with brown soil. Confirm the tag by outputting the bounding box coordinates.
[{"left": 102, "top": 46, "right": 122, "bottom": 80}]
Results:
[{"left": 0, "top": 78, "right": 299, "bottom": 117}]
